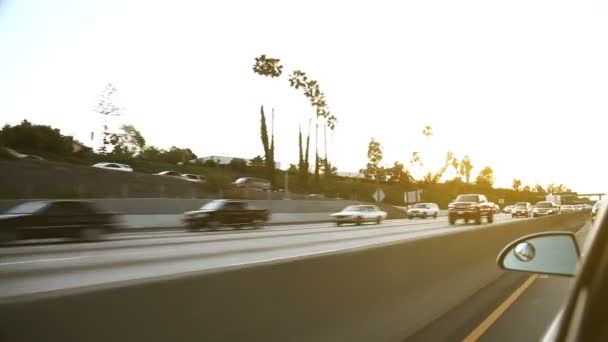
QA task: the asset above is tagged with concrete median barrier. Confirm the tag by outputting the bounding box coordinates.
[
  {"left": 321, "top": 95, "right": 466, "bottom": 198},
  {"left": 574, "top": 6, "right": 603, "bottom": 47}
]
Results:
[{"left": 0, "top": 212, "right": 587, "bottom": 342}]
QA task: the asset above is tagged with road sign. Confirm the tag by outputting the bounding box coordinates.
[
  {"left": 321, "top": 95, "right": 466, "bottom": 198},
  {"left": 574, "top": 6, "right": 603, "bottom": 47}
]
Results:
[
  {"left": 373, "top": 188, "right": 385, "bottom": 203},
  {"left": 405, "top": 190, "right": 421, "bottom": 203},
  {"left": 499, "top": 198, "right": 505, "bottom": 204}
]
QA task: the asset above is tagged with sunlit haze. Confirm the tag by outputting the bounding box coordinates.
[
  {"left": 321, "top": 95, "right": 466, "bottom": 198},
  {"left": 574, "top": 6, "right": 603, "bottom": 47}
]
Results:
[{"left": 1, "top": 0, "right": 607, "bottom": 192}]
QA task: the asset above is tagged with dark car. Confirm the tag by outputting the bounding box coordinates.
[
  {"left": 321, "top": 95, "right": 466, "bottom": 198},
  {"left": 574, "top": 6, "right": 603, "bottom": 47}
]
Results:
[
  {"left": 0, "top": 200, "right": 122, "bottom": 243},
  {"left": 448, "top": 194, "right": 495, "bottom": 225},
  {"left": 511, "top": 202, "right": 532, "bottom": 218},
  {"left": 182, "top": 199, "right": 271, "bottom": 230}
]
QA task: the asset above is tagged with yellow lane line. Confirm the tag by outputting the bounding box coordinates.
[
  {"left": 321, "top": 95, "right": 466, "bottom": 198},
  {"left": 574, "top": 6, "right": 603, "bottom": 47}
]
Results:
[{"left": 462, "top": 274, "right": 539, "bottom": 342}]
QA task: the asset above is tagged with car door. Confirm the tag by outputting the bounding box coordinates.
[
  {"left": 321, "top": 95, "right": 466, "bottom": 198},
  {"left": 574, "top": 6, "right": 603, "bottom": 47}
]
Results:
[
  {"left": 37, "top": 202, "right": 77, "bottom": 238},
  {"left": 221, "top": 202, "right": 240, "bottom": 224}
]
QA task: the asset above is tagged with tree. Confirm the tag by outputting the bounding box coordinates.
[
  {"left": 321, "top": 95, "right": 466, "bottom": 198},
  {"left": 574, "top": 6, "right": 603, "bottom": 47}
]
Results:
[
  {"left": 0, "top": 120, "right": 74, "bottom": 157},
  {"left": 252, "top": 54, "right": 283, "bottom": 78},
  {"left": 139, "top": 146, "right": 163, "bottom": 161},
  {"left": 249, "top": 155, "right": 265, "bottom": 168},
  {"left": 547, "top": 184, "right": 571, "bottom": 194},
  {"left": 533, "top": 184, "right": 546, "bottom": 194},
  {"left": 95, "top": 83, "right": 122, "bottom": 153},
  {"left": 512, "top": 179, "right": 522, "bottom": 191},
  {"left": 422, "top": 172, "right": 442, "bottom": 184},
  {"left": 475, "top": 166, "right": 495, "bottom": 187},
  {"left": 360, "top": 138, "right": 385, "bottom": 181},
  {"left": 259, "top": 106, "right": 275, "bottom": 185},
  {"left": 459, "top": 155, "right": 474, "bottom": 183},
  {"left": 320, "top": 157, "right": 337, "bottom": 177},
  {"left": 161, "top": 147, "right": 197, "bottom": 164},
  {"left": 228, "top": 158, "right": 248, "bottom": 172},
  {"left": 108, "top": 124, "right": 146, "bottom": 156},
  {"left": 387, "top": 161, "right": 413, "bottom": 185},
  {"left": 288, "top": 164, "right": 298, "bottom": 174},
  {"left": 422, "top": 125, "right": 433, "bottom": 138},
  {"left": 523, "top": 185, "right": 531, "bottom": 192}
]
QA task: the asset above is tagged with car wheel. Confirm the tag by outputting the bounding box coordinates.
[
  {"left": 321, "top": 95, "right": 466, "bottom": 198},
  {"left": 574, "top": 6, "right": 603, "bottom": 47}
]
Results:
[
  {"left": 356, "top": 216, "right": 363, "bottom": 225},
  {"left": 408, "top": 215, "right": 413, "bottom": 220},
  {"left": 80, "top": 227, "right": 104, "bottom": 241},
  {"left": 336, "top": 222, "right": 342, "bottom": 227},
  {"left": 422, "top": 212, "right": 428, "bottom": 219},
  {"left": 464, "top": 218, "right": 470, "bottom": 224},
  {"left": 433, "top": 212, "right": 437, "bottom": 219},
  {"left": 449, "top": 217, "right": 456, "bottom": 225},
  {"left": 474, "top": 213, "right": 482, "bottom": 225},
  {"left": 376, "top": 216, "right": 382, "bottom": 224},
  {"left": 487, "top": 213, "right": 494, "bottom": 223}
]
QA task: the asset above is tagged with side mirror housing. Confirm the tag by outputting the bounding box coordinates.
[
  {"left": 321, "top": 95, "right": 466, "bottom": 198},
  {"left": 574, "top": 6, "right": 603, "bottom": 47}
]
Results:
[{"left": 497, "top": 232, "right": 580, "bottom": 277}]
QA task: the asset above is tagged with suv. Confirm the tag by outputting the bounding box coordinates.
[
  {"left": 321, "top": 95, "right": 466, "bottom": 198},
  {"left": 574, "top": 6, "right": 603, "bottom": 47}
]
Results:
[
  {"left": 406, "top": 203, "right": 439, "bottom": 219},
  {"left": 448, "top": 194, "right": 494, "bottom": 225}
]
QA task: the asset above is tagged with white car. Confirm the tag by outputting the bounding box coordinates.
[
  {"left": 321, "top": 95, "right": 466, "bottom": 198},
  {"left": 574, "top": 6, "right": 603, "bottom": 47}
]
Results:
[
  {"left": 331, "top": 205, "right": 387, "bottom": 226},
  {"left": 406, "top": 203, "right": 439, "bottom": 219},
  {"left": 92, "top": 162, "right": 133, "bottom": 172},
  {"left": 156, "top": 170, "right": 183, "bottom": 178},
  {"left": 182, "top": 174, "right": 204, "bottom": 183}
]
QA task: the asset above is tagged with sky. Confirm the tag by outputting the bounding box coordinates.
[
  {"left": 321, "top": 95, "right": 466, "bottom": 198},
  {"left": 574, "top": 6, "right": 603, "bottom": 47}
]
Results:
[{"left": 1, "top": 0, "right": 607, "bottom": 193}]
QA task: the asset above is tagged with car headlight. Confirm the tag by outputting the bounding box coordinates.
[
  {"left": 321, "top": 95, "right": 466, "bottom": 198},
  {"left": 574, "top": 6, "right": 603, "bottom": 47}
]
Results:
[{"left": 448, "top": 204, "right": 454, "bottom": 209}]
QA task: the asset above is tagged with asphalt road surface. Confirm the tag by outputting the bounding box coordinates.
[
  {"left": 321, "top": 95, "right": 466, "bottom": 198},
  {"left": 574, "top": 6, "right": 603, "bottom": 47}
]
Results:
[{"left": 0, "top": 214, "right": 514, "bottom": 299}]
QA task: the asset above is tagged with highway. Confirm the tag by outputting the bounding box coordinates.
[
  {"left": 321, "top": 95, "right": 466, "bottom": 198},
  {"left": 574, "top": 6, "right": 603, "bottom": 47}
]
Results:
[{"left": 0, "top": 214, "right": 514, "bottom": 299}]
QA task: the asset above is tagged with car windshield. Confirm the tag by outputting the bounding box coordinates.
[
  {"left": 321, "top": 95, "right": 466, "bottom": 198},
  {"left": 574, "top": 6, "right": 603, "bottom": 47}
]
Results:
[
  {"left": 201, "top": 201, "right": 224, "bottom": 210},
  {"left": 5, "top": 202, "right": 48, "bottom": 214},
  {"left": 455, "top": 195, "right": 479, "bottom": 202},
  {"left": 515, "top": 203, "right": 528, "bottom": 207},
  {"left": 412, "top": 203, "right": 427, "bottom": 208},
  {"left": 536, "top": 202, "right": 553, "bottom": 208}
]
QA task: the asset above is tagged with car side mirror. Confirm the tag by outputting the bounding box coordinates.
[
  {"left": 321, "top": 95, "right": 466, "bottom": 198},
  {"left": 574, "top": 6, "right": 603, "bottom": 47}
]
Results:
[{"left": 497, "top": 232, "right": 580, "bottom": 277}]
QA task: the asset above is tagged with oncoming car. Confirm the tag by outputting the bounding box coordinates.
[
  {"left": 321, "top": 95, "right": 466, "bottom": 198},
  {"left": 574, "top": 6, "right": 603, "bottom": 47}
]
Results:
[{"left": 331, "top": 205, "right": 387, "bottom": 226}]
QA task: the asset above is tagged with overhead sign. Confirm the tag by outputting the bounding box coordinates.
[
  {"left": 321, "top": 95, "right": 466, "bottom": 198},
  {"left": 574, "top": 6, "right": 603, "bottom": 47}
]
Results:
[{"left": 373, "top": 188, "right": 385, "bottom": 203}]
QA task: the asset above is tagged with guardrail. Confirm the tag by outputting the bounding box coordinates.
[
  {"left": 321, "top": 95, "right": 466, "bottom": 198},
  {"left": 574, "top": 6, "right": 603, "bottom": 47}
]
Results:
[{"left": 0, "top": 212, "right": 587, "bottom": 342}]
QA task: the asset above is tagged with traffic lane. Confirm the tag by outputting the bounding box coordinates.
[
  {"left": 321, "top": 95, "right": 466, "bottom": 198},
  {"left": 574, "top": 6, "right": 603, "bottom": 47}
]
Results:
[
  {"left": 0, "top": 217, "right": 448, "bottom": 256},
  {"left": 1, "top": 215, "right": 514, "bottom": 258},
  {"left": 478, "top": 275, "right": 572, "bottom": 342},
  {"left": 0, "top": 217, "right": 515, "bottom": 299}
]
